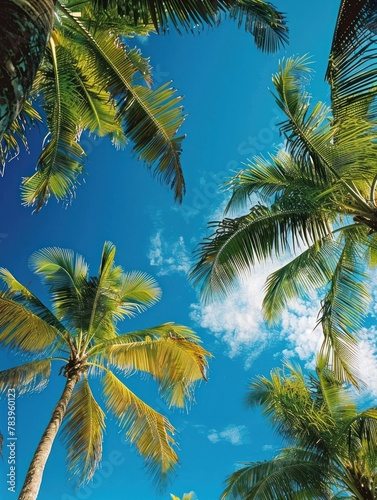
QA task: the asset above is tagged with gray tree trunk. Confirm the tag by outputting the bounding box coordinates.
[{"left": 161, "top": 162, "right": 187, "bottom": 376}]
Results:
[
  {"left": 0, "top": 0, "right": 55, "bottom": 139},
  {"left": 18, "top": 375, "right": 78, "bottom": 500}
]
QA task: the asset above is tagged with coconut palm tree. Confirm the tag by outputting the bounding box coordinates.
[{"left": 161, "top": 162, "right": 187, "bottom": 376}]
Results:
[
  {"left": 222, "top": 359, "right": 377, "bottom": 499},
  {"left": 190, "top": 0, "right": 377, "bottom": 386},
  {"left": 170, "top": 492, "right": 197, "bottom": 500},
  {"left": 0, "top": 0, "right": 288, "bottom": 210},
  {"left": 0, "top": 241, "right": 211, "bottom": 499}
]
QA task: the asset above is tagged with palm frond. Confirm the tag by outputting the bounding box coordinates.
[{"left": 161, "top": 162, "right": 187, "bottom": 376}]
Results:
[
  {"left": 21, "top": 37, "right": 86, "bottom": 211},
  {"left": 61, "top": 378, "right": 105, "bottom": 485},
  {"left": 30, "top": 247, "right": 88, "bottom": 325},
  {"left": 57, "top": 7, "right": 187, "bottom": 202},
  {"left": 0, "top": 268, "right": 69, "bottom": 338},
  {"left": 117, "top": 271, "right": 161, "bottom": 318},
  {"left": 221, "top": 454, "right": 330, "bottom": 500},
  {"left": 97, "top": 328, "right": 210, "bottom": 408},
  {"left": 318, "top": 236, "right": 370, "bottom": 387},
  {"left": 0, "top": 101, "right": 41, "bottom": 170},
  {"left": 327, "top": 0, "right": 377, "bottom": 122},
  {"left": 0, "top": 292, "right": 60, "bottom": 352},
  {"left": 226, "top": 0, "right": 288, "bottom": 53},
  {"left": 0, "top": 360, "right": 51, "bottom": 395},
  {"left": 262, "top": 235, "right": 342, "bottom": 322},
  {"left": 102, "top": 371, "right": 178, "bottom": 486},
  {"left": 190, "top": 203, "right": 332, "bottom": 302},
  {"left": 84, "top": 0, "right": 288, "bottom": 52}
]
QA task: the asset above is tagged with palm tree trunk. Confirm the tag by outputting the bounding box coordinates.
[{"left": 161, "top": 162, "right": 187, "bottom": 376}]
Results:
[
  {"left": 0, "top": 0, "right": 55, "bottom": 139},
  {"left": 18, "top": 375, "right": 78, "bottom": 500}
]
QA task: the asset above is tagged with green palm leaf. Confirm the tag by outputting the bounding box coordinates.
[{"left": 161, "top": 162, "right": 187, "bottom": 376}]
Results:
[
  {"left": 221, "top": 455, "right": 331, "bottom": 500},
  {"left": 85, "top": 0, "right": 288, "bottom": 52},
  {"left": 318, "top": 236, "right": 370, "bottom": 386},
  {"left": 21, "top": 37, "right": 86, "bottom": 211},
  {"left": 58, "top": 8, "right": 187, "bottom": 202},
  {"left": 191, "top": 203, "right": 332, "bottom": 302}
]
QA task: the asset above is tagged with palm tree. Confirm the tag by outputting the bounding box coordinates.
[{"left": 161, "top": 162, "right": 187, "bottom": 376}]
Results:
[
  {"left": 1, "top": 1, "right": 288, "bottom": 210},
  {"left": 190, "top": 0, "right": 377, "bottom": 386},
  {"left": 0, "top": 241, "right": 211, "bottom": 499},
  {"left": 170, "top": 492, "right": 198, "bottom": 500},
  {"left": 222, "top": 359, "right": 377, "bottom": 499}
]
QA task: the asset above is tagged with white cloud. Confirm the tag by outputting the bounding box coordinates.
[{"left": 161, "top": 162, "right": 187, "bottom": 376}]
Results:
[
  {"left": 191, "top": 258, "right": 377, "bottom": 401},
  {"left": 148, "top": 230, "right": 191, "bottom": 276},
  {"left": 262, "top": 444, "right": 274, "bottom": 451},
  {"left": 207, "top": 424, "right": 249, "bottom": 446}
]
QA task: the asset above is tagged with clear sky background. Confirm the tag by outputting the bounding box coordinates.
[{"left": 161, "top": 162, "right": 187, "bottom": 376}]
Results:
[{"left": 2, "top": 2, "right": 376, "bottom": 499}]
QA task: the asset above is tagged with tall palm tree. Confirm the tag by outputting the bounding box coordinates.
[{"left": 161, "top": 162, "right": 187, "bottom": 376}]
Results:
[
  {"left": 1, "top": 0, "right": 288, "bottom": 209},
  {"left": 222, "top": 360, "right": 377, "bottom": 499},
  {"left": 190, "top": 0, "right": 377, "bottom": 386},
  {"left": 0, "top": 241, "right": 211, "bottom": 499}
]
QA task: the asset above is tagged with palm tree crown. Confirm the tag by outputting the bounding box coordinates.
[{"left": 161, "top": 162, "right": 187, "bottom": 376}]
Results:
[
  {"left": 0, "top": 241, "right": 211, "bottom": 498},
  {"left": 190, "top": 0, "right": 377, "bottom": 386},
  {"left": 222, "top": 360, "right": 377, "bottom": 499}
]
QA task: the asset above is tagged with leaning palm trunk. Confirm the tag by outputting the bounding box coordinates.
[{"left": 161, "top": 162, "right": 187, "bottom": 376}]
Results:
[
  {"left": 18, "top": 375, "right": 78, "bottom": 500},
  {"left": 0, "top": 0, "right": 55, "bottom": 139}
]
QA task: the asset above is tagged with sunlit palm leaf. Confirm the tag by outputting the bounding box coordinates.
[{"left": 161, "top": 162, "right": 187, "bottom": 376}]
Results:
[
  {"left": 101, "top": 334, "right": 209, "bottom": 408},
  {"left": 61, "top": 378, "right": 105, "bottom": 485},
  {"left": 0, "top": 360, "right": 51, "bottom": 395},
  {"left": 0, "top": 292, "right": 60, "bottom": 352},
  {"left": 102, "top": 371, "right": 178, "bottom": 485},
  {"left": 30, "top": 247, "right": 88, "bottom": 326},
  {"left": 0, "top": 268, "right": 69, "bottom": 337},
  {"left": 117, "top": 271, "right": 161, "bottom": 318},
  {"left": 0, "top": 101, "right": 41, "bottom": 170}
]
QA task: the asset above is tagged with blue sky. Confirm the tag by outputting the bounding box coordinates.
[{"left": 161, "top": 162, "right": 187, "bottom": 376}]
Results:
[{"left": 3, "top": 2, "right": 377, "bottom": 499}]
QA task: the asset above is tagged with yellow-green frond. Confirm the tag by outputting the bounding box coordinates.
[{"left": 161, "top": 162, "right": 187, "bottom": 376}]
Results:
[
  {"left": 61, "top": 378, "right": 105, "bottom": 485},
  {"left": 100, "top": 331, "right": 210, "bottom": 408},
  {"left": 117, "top": 271, "right": 161, "bottom": 317},
  {"left": 0, "top": 293, "right": 60, "bottom": 352},
  {"left": 102, "top": 371, "right": 178, "bottom": 485}
]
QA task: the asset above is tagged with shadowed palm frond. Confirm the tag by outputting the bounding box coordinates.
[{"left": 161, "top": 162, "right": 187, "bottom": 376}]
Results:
[
  {"left": 318, "top": 235, "right": 370, "bottom": 386},
  {"left": 83, "top": 0, "right": 288, "bottom": 52},
  {"left": 191, "top": 202, "right": 332, "bottom": 302},
  {"left": 0, "top": 360, "right": 51, "bottom": 395},
  {"left": 57, "top": 7, "right": 187, "bottom": 202},
  {"left": 61, "top": 378, "right": 105, "bottom": 485},
  {"left": 221, "top": 454, "right": 331, "bottom": 500}
]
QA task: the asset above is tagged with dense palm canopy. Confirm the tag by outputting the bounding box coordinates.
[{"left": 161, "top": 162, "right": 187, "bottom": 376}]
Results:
[
  {"left": 222, "top": 360, "right": 377, "bottom": 499},
  {"left": 190, "top": 0, "right": 377, "bottom": 386},
  {"left": 0, "top": 242, "right": 210, "bottom": 498},
  {"left": 1, "top": 0, "right": 288, "bottom": 210}
]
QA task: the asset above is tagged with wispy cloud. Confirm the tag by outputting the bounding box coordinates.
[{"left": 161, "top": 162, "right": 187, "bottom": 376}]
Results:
[
  {"left": 148, "top": 230, "right": 191, "bottom": 276},
  {"left": 207, "top": 424, "right": 249, "bottom": 446}
]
